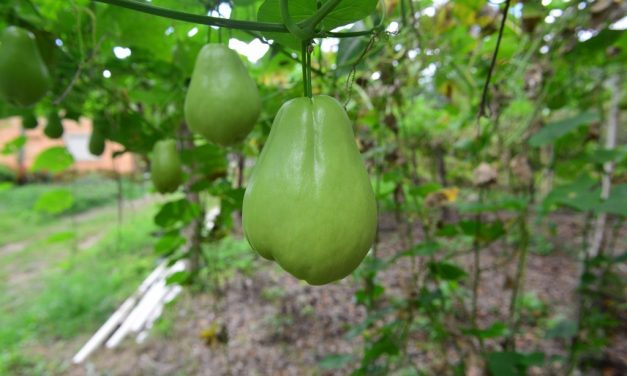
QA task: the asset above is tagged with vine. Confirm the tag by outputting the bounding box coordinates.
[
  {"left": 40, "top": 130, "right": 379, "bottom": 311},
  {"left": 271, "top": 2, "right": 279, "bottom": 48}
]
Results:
[{"left": 94, "top": 0, "right": 380, "bottom": 39}]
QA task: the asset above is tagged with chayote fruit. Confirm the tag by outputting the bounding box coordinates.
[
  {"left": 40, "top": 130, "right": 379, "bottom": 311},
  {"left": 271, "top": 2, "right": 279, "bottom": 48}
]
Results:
[
  {"left": 184, "top": 44, "right": 261, "bottom": 146},
  {"left": 21, "top": 111, "right": 38, "bottom": 129},
  {"left": 151, "top": 139, "right": 183, "bottom": 194},
  {"left": 88, "top": 116, "right": 109, "bottom": 156},
  {"left": 243, "top": 95, "right": 377, "bottom": 285},
  {"left": 44, "top": 110, "right": 63, "bottom": 139},
  {"left": 88, "top": 129, "right": 106, "bottom": 156},
  {"left": 0, "top": 26, "right": 51, "bottom": 107}
]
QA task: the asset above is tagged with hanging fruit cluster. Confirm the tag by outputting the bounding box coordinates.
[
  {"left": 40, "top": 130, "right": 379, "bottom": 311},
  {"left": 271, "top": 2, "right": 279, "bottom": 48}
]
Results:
[{"left": 0, "top": 1, "right": 379, "bottom": 285}]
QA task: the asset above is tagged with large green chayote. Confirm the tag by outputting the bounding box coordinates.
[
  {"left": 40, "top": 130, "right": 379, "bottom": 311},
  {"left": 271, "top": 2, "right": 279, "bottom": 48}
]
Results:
[
  {"left": 151, "top": 139, "right": 183, "bottom": 194},
  {"left": 184, "top": 44, "right": 260, "bottom": 146},
  {"left": 0, "top": 26, "right": 51, "bottom": 107},
  {"left": 243, "top": 95, "right": 377, "bottom": 285}
]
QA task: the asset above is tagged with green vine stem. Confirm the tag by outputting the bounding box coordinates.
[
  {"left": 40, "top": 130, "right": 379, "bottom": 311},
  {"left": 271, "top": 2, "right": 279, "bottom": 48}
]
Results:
[
  {"left": 280, "top": 0, "right": 310, "bottom": 40},
  {"left": 95, "top": 0, "right": 284, "bottom": 32},
  {"left": 303, "top": 0, "right": 342, "bottom": 32},
  {"left": 93, "top": 0, "right": 379, "bottom": 38}
]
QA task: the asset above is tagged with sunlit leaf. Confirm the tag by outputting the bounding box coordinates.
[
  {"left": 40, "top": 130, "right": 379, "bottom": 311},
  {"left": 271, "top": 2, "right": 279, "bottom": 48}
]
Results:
[
  {"left": 31, "top": 147, "right": 74, "bottom": 174},
  {"left": 34, "top": 189, "right": 74, "bottom": 214}
]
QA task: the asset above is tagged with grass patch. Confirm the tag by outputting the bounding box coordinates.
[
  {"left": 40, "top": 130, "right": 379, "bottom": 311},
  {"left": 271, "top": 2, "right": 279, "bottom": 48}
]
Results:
[
  {"left": 0, "top": 201, "right": 157, "bottom": 375},
  {"left": 0, "top": 174, "right": 148, "bottom": 246}
]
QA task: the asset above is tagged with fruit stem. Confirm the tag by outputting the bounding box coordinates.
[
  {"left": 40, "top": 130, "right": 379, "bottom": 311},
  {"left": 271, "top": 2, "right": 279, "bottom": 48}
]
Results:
[{"left": 301, "top": 41, "right": 313, "bottom": 98}]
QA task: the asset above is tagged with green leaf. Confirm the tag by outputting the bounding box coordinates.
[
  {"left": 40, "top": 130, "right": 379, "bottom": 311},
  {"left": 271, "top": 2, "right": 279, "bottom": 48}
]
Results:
[
  {"left": 529, "top": 112, "right": 599, "bottom": 147},
  {"left": 180, "top": 144, "right": 227, "bottom": 177},
  {"left": 1, "top": 136, "right": 26, "bottom": 155},
  {"left": 486, "top": 352, "right": 524, "bottom": 376},
  {"left": 590, "top": 148, "right": 627, "bottom": 164},
  {"left": 154, "top": 199, "right": 201, "bottom": 228},
  {"left": 233, "top": 0, "right": 257, "bottom": 6},
  {"left": 31, "top": 147, "right": 74, "bottom": 174},
  {"left": 155, "top": 232, "right": 186, "bottom": 255},
  {"left": 436, "top": 224, "right": 459, "bottom": 237},
  {"left": 0, "top": 182, "right": 13, "bottom": 192},
  {"left": 458, "top": 196, "right": 527, "bottom": 213},
  {"left": 428, "top": 261, "right": 467, "bottom": 281},
  {"left": 460, "top": 220, "right": 505, "bottom": 243},
  {"left": 336, "top": 21, "right": 369, "bottom": 75},
  {"left": 363, "top": 330, "right": 400, "bottom": 363},
  {"left": 409, "top": 182, "right": 442, "bottom": 198},
  {"left": 463, "top": 321, "right": 509, "bottom": 339},
  {"left": 47, "top": 231, "right": 76, "bottom": 243},
  {"left": 598, "top": 184, "right": 627, "bottom": 217},
  {"left": 542, "top": 175, "right": 599, "bottom": 213},
  {"left": 257, "top": 0, "right": 378, "bottom": 49},
  {"left": 486, "top": 351, "right": 545, "bottom": 376},
  {"left": 355, "top": 284, "right": 384, "bottom": 305},
  {"left": 166, "top": 271, "right": 192, "bottom": 285},
  {"left": 318, "top": 354, "right": 354, "bottom": 370},
  {"left": 520, "top": 352, "right": 545, "bottom": 367},
  {"left": 34, "top": 189, "right": 74, "bottom": 214},
  {"left": 568, "top": 29, "right": 626, "bottom": 64},
  {"left": 107, "top": 112, "right": 161, "bottom": 154},
  {"left": 394, "top": 241, "right": 440, "bottom": 261},
  {"left": 545, "top": 319, "right": 578, "bottom": 340}
]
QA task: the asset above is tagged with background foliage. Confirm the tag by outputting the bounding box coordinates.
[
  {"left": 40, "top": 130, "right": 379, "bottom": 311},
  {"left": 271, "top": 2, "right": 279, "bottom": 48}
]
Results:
[{"left": 0, "top": 0, "right": 625, "bottom": 375}]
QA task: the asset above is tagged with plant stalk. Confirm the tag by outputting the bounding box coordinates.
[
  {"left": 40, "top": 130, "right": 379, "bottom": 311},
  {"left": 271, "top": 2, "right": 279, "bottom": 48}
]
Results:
[
  {"left": 94, "top": 0, "right": 379, "bottom": 38},
  {"left": 506, "top": 203, "right": 530, "bottom": 350}
]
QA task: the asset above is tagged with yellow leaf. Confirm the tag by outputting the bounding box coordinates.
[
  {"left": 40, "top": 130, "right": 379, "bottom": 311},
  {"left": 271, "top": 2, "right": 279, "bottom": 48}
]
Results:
[{"left": 441, "top": 187, "right": 459, "bottom": 202}]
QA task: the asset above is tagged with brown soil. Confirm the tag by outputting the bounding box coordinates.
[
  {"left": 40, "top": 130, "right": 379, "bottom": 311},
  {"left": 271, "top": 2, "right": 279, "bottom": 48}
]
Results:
[{"left": 39, "top": 212, "right": 626, "bottom": 375}]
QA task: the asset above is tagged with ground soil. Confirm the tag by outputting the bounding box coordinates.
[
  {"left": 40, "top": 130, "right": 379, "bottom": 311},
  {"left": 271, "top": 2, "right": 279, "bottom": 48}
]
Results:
[{"left": 38, "top": 212, "right": 627, "bottom": 376}]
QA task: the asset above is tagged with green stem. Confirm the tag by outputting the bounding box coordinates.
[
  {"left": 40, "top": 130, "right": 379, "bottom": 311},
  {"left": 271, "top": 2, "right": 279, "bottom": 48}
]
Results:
[
  {"left": 94, "top": 0, "right": 378, "bottom": 39},
  {"left": 304, "top": 0, "right": 342, "bottom": 31},
  {"left": 95, "top": 0, "right": 287, "bottom": 32},
  {"left": 301, "top": 41, "right": 313, "bottom": 98},
  {"left": 280, "top": 0, "right": 310, "bottom": 40},
  {"left": 471, "top": 187, "right": 485, "bottom": 350},
  {"left": 321, "top": 28, "right": 383, "bottom": 38},
  {"left": 506, "top": 202, "right": 530, "bottom": 351}
]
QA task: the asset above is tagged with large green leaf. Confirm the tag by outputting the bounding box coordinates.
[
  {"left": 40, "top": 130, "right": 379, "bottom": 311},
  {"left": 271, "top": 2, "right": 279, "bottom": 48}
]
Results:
[
  {"left": 542, "top": 175, "right": 601, "bottom": 213},
  {"left": 180, "top": 144, "right": 227, "bottom": 177},
  {"left": 318, "top": 354, "right": 354, "bottom": 370},
  {"left": 34, "top": 189, "right": 74, "bottom": 214},
  {"left": 428, "top": 261, "right": 467, "bottom": 281},
  {"left": 529, "top": 111, "right": 599, "bottom": 147},
  {"left": 257, "top": 0, "right": 378, "bottom": 49},
  {"left": 336, "top": 21, "right": 369, "bottom": 76},
  {"left": 599, "top": 184, "right": 627, "bottom": 217},
  {"left": 155, "top": 231, "right": 186, "bottom": 255},
  {"left": 31, "top": 147, "right": 74, "bottom": 174},
  {"left": 487, "top": 351, "right": 545, "bottom": 376},
  {"left": 155, "top": 198, "right": 201, "bottom": 229},
  {"left": 1, "top": 136, "right": 26, "bottom": 155},
  {"left": 568, "top": 29, "right": 626, "bottom": 65}
]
